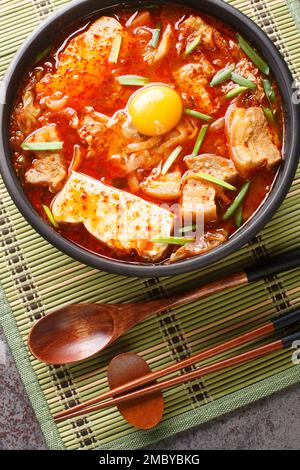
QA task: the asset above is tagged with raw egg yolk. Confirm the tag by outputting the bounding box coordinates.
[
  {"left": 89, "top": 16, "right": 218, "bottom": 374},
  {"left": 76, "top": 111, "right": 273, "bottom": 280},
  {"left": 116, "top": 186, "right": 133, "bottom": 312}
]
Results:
[{"left": 128, "top": 85, "right": 183, "bottom": 136}]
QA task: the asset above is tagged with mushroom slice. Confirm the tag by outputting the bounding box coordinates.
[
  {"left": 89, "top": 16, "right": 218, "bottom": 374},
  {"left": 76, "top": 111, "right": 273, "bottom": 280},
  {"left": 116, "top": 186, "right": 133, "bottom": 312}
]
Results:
[
  {"left": 143, "top": 24, "right": 174, "bottom": 64},
  {"left": 170, "top": 229, "right": 227, "bottom": 262},
  {"left": 140, "top": 170, "right": 181, "bottom": 201},
  {"left": 127, "top": 10, "right": 151, "bottom": 28},
  {"left": 24, "top": 124, "right": 66, "bottom": 192},
  {"left": 25, "top": 155, "right": 66, "bottom": 193},
  {"left": 78, "top": 107, "right": 109, "bottom": 158},
  {"left": 226, "top": 104, "right": 281, "bottom": 176},
  {"left": 184, "top": 154, "right": 238, "bottom": 182}
]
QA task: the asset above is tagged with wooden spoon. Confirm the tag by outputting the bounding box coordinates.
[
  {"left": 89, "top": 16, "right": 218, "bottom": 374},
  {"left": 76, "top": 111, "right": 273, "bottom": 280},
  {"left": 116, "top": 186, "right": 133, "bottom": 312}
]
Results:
[
  {"left": 107, "top": 353, "right": 164, "bottom": 429},
  {"left": 28, "top": 248, "right": 300, "bottom": 364}
]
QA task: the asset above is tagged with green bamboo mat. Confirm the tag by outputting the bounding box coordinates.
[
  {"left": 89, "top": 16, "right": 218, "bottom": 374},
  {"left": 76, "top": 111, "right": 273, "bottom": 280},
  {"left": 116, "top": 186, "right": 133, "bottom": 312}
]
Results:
[{"left": 1, "top": 0, "right": 300, "bottom": 451}]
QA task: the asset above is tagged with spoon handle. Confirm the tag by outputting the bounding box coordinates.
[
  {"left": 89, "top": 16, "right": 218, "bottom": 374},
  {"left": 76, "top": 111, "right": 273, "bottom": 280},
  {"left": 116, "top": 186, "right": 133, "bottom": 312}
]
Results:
[{"left": 149, "top": 248, "right": 300, "bottom": 313}]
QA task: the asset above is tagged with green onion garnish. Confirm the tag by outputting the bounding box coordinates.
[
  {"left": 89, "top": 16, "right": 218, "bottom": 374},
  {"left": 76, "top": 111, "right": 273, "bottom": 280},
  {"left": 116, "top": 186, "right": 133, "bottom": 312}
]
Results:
[
  {"left": 150, "top": 23, "right": 161, "bottom": 48},
  {"left": 262, "top": 78, "right": 276, "bottom": 104},
  {"left": 35, "top": 46, "right": 51, "bottom": 63},
  {"left": 223, "top": 181, "right": 251, "bottom": 220},
  {"left": 231, "top": 72, "right": 257, "bottom": 89},
  {"left": 193, "top": 171, "right": 237, "bottom": 191},
  {"left": 261, "top": 106, "right": 276, "bottom": 125},
  {"left": 225, "top": 86, "right": 248, "bottom": 99},
  {"left": 42, "top": 205, "right": 59, "bottom": 228},
  {"left": 109, "top": 34, "right": 122, "bottom": 63},
  {"left": 185, "top": 36, "right": 200, "bottom": 56},
  {"left": 234, "top": 204, "right": 243, "bottom": 227},
  {"left": 152, "top": 237, "right": 196, "bottom": 245},
  {"left": 210, "top": 64, "right": 235, "bottom": 87},
  {"left": 237, "top": 34, "right": 270, "bottom": 75},
  {"left": 116, "top": 75, "right": 150, "bottom": 86},
  {"left": 21, "top": 142, "right": 63, "bottom": 151},
  {"left": 161, "top": 145, "right": 183, "bottom": 175},
  {"left": 192, "top": 124, "right": 209, "bottom": 156},
  {"left": 179, "top": 224, "right": 197, "bottom": 234},
  {"left": 184, "top": 108, "right": 213, "bottom": 122}
]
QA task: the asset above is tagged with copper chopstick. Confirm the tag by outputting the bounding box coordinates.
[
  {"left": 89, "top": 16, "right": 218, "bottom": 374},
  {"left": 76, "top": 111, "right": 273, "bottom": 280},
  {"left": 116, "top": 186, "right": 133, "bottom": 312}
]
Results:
[
  {"left": 55, "top": 331, "right": 300, "bottom": 423},
  {"left": 54, "top": 308, "right": 300, "bottom": 422}
]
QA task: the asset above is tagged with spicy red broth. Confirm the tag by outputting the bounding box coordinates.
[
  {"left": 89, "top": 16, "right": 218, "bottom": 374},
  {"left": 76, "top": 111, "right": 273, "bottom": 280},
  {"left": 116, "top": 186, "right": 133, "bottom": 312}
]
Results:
[{"left": 10, "top": 4, "right": 283, "bottom": 264}]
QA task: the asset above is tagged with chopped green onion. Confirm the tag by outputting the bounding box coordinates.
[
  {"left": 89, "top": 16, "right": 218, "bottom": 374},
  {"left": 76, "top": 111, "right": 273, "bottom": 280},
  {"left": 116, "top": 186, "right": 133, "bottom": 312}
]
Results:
[
  {"left": 35, "top": 46, "right": 51, "bottom": 63},
  {"left": 234, "top": 204, "right": 243, "bottom": 227},
  {"left": 109, "top": 34, "right": 122, "bottom": 63},
  {"left": 150, "top": 23, "right": 161, "bottom": 48},
  {"left": 231, "top": 72, "right": 257, "bottom": 89},
  {"left": 193, "top": 171, "right": 237, "bottom": 191},
  {"left": 42, "top": 205, "right": 59, "bottom": 229},
  {"left": 116, "top": 75, "right": 150, "bottom": 86},
  {"left": 223, "top": 181, "right": 251, "bottom": 220},
  {"left": 225, "top": 86, "right": 248, "bottom": 99},
  {"left": 152, "top": 237, "right": 195, "bottom": 245},
  {"left": 263, "top": 78, "right": 276, "bottom": 104},
  {"left": 185, "top": 36, "right": 200, "bottom": 56},
  {"left": 237, "top": 34, "right": 270, "bottom": 75},
  {"left": 21, "top": 142, "right": 63, "bottom": 151},
  {"left": 179, "top": 224, "right": 197, "bottom": 234},
  {"left": 192, "top": 124, "right": 209, "bottom": 156},
  {"left": 210, "top": 65, "right": 235, "bottom": 87},
  {"left": 261, "top": 106, "right": 276, "bottom": 125},
  {"left": 184, "top": 108, "right": 213, "bottom": 122},
  {"left": 161, "top": 145, "right": 183, "bottom": 175}
]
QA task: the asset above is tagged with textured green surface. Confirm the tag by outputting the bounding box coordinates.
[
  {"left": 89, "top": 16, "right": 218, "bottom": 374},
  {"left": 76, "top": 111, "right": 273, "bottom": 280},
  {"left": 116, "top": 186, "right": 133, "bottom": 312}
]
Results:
[{"left": 0, "top": 0, "right": 300, "bottom": 450}]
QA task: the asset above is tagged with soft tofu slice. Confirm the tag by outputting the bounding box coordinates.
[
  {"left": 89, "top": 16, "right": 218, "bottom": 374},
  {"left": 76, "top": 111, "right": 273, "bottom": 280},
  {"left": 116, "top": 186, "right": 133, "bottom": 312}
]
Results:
[
  {"left": 181, "top": 176, "right": 216, "bottom": 223},
  {"left": 140, "top": 170, "right": 181, "bottom": 201},
  {"left": 226, "top": 104, "right": 282, "bottom": 175},
  {"left": 179, "top": 16, "right": 216, "bottom": 51},
  {"left": 36, "top": 17, "right": 126, "bottom": 100},
  {"left": 24, "top": 124, "right": 66, "bottom": 192},
  {"left": 51, "top": 171, "right": 174, "bottom": 261},
  {"left": 235, "top": 58, "right": 264, "bottom": 101},
  {"left": 173, "top": 63, "right": 214, "bottom": 114}
]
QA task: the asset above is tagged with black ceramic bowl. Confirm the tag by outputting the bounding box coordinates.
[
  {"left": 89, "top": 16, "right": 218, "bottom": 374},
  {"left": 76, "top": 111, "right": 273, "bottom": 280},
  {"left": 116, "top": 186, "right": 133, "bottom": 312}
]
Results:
[{"left": 0, "top": 0, "right": 299, "bottom": 277}]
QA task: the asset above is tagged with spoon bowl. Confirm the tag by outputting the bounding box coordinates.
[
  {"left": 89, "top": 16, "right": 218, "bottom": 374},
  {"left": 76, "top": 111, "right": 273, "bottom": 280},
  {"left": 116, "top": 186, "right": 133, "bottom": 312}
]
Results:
[
  {"left": 28, "top": 272, "right": 248, "bottom": 364},
  {"left": 29, "top": 304, "right": 115, "bottom": 364}
]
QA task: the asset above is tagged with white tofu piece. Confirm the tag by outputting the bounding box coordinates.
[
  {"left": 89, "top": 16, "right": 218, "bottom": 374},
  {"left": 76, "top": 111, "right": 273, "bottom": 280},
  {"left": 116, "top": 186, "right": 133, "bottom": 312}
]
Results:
[{"left": 51, "top": 171, "right": 174, "bottom": 261}]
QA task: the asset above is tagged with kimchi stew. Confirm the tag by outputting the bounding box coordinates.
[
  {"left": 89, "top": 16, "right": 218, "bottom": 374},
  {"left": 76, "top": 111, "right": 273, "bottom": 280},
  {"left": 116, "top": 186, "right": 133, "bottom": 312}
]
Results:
[{"left": 10, "top": 4, "right": 283, "bottom": 264}]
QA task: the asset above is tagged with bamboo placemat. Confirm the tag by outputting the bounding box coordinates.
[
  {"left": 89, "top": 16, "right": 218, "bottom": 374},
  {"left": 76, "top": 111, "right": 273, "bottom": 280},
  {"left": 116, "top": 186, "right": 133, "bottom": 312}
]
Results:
[{"left": 1, "top": 0, "right": 300, "bottom": 451}]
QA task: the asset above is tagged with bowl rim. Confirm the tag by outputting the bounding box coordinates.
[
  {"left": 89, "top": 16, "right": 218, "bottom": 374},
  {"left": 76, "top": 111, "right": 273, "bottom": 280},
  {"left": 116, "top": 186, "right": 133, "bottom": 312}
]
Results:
[{"left": 0, "top": 0, "right": 299, "bottom": 277}]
